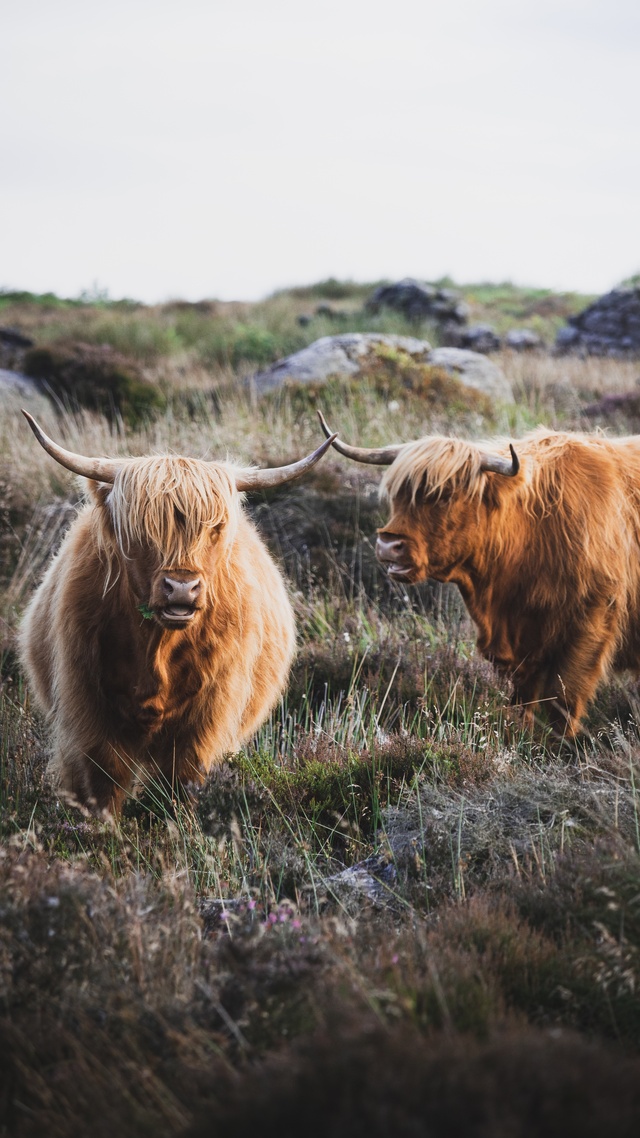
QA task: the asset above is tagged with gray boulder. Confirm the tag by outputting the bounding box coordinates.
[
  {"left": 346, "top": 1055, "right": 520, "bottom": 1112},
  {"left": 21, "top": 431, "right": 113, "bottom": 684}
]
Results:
[
  {"left": 252, "top": 333, "right": 431, "bottom": 394},
  {"left": 428, "top": 347, "right": 514, "bottom": 403},
  {"left": 0, "top": 368, "right": 53, "bottom": 418},
  {"left": 252, "top": 334, "right": 513, "bottom": 403}
]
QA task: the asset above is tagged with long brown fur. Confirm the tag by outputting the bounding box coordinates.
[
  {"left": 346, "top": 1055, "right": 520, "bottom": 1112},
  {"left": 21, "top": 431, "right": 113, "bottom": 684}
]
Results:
[
  {"left": 19, "top": 456, "right": 296, "bottom": 813},
  {"left": 378, "top": 428, "right": 640, "bottom": 735}
]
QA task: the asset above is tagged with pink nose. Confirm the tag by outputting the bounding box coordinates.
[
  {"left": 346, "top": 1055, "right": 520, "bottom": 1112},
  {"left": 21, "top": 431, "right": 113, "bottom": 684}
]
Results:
[
  {"left": 162, "top": 576, "right": 201, "bottom": 605},
  {"left": 376, "top": 535, "right": 407, "bottom": 563}
]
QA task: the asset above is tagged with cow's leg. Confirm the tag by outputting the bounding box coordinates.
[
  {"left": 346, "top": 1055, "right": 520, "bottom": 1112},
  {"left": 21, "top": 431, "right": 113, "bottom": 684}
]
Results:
[
  {"left": 538, "top": 617, "right": 618, "bottom": 737},
  {"left": 139, "top": 733, "right": 207, "bottom": 810},
  {"left": 510, "top": 676, "right": 542, "bottom": 732},
  {"left": 50, "top": 734, "right": 135, "bottom": 815}
]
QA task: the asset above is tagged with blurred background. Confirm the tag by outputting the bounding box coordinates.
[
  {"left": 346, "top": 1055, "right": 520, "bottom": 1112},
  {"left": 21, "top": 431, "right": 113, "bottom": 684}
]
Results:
[{"left": 3, "top": 0, "right": 639, "bottom": 301}]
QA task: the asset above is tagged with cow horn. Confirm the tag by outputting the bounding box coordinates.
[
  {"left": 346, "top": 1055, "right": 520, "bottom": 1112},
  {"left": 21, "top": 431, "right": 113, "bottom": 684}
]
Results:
[
  {"left": 234, "top": 433, "right": 338, "bottom": 491},
  {"left": 479, "top": 444, "right": 520, "bottom": 477},
  {"left": 317, "top": 410, "right": 403, "bottom": 465},
  {"left": 21, "top": 410, "right": 123, "bottom": 483}
]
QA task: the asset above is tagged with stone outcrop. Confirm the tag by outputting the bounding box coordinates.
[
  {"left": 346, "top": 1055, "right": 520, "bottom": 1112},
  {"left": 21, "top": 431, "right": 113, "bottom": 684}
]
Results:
[
  {"left": 556, "top": 287, "right": 640, "bottom": 357},
  {"left": 251, "top": 333, "right": 513, "bottom": 403},
  {"left": 365, "top": 278, "right": 469, "bottom": 326}
]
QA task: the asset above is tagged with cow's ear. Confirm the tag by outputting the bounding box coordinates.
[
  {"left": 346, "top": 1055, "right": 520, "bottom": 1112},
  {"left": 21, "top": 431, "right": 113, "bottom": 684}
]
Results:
[{"left": 87, "top": 480, "right": 111, "bottom": 507}]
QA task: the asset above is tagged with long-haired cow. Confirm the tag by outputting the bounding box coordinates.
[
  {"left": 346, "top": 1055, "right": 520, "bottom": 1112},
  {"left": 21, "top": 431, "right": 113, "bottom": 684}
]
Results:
[
  {"left": 319, "top": 411, "right": 640, "bottom": 735},
  {"left": 19, "top": 412, "right": 335, "bottom": 814}
]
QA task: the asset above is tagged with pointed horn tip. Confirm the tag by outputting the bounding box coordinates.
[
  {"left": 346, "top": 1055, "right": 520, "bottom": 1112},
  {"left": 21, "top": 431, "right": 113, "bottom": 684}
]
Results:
[
  {"left": 316, "top": 409, "right": 333, "bottom": 438},
  {"left": 323, "top": 432, "right": 339, "bottom": 448}
]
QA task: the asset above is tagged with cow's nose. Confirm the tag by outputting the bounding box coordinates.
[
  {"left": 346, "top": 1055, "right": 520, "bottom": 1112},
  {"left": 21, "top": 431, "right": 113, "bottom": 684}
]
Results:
[
  {"left": 376, "top": 535, "right": 407, "bottom": 562},
  {"left": 162, "top": 576, "right": 201, "bottom": 604}
]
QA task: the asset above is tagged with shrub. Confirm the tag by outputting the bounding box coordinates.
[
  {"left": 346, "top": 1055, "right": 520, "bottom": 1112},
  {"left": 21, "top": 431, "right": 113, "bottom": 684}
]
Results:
[{"left": 23, "top": 341, "right": 166, "bottom": 426}]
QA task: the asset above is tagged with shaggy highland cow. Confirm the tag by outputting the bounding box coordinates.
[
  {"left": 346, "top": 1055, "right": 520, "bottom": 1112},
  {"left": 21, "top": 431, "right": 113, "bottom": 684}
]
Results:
[
  {"left": 19, "top": 412, "right": 335, "bottom": 814},
  {"left": 319, "top": 412, "right": 640, "bottom": 735}
]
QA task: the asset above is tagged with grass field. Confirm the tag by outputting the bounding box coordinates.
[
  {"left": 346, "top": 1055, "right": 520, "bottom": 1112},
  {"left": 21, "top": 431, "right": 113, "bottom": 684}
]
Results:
[{"left": 2, "top": 281, "right": 640, "bottom": 1135}]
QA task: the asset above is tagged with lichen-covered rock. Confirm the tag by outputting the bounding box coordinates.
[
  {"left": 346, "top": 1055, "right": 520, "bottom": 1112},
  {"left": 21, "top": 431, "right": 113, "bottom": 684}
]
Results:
[
  {"left": 252, "top": 333, "right": 432, "bottom": 393},
  {"left": 252, "top": 333, "right": 513, "bottom": 405},
  {"left": 427, "top": 347, "right": 514, "bottom": 403}
]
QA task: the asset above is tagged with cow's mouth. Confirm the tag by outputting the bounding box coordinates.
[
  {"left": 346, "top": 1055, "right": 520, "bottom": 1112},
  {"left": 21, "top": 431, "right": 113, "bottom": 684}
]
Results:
[
  {"left": 375, "top": 534, "right": 417, "bottom": 581},
  {"left": 159, "top": 604, "right": 197, "bottom": 625},
  {"left": 383, "top": 562, "right": 415, "bottom": 580}
]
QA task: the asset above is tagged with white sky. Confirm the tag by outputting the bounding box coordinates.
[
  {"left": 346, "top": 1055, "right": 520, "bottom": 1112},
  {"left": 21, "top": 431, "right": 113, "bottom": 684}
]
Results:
[{"left": 2, "top": 0, "right": 639, "bottom": 302}]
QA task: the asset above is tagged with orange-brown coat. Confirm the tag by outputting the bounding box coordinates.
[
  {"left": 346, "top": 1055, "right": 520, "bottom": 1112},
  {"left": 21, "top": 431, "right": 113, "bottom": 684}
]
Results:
[
  {"left": 19, "top": 437, "right": 316, "bottom": 813},
  {"left": 370, "top": 429, "right": 640, "bottom": 734}
]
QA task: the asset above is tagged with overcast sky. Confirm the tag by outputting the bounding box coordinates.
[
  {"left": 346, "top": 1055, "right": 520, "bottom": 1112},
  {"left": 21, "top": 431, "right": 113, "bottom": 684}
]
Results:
[{"left": 2, "top": 0, "right": 639, "bottom": 302}]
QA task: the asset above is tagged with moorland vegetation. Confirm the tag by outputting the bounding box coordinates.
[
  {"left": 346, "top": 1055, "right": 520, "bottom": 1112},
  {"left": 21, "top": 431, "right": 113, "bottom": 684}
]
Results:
[{"left": 2, "top": 279, "right": 640, "bottom": 1135}]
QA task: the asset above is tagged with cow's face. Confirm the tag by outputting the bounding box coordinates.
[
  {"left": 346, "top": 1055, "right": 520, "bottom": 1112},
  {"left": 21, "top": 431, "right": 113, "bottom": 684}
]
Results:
[
  {"left": 124, "top": 535, "right": 222, "bottom": 630},
  {"left": 93, "top": 457, "right": 238, "bottom": 631},
  {"left": 376, "top": 492, "right": 480, "bottom": 584}
]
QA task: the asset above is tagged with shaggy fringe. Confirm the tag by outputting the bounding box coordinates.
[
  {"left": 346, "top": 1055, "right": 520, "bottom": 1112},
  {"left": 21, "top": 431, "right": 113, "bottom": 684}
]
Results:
[
  {"left": 382, "top": 435, "right": 485, "bottom": 504},
  {"left": 106, "top": 456, "right": 240, "bottom": 568},
  {"left": 381, "top": 427, "right": 640, "bottom": 516}
]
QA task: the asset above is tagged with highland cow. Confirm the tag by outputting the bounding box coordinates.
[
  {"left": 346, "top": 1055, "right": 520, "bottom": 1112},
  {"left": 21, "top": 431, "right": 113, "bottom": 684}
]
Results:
[
  {"left": 319, "top": 411, "right": 640, "bottom": 735},
  {"left": 19, "top": 412, "right": 335, "bottom": 813}
]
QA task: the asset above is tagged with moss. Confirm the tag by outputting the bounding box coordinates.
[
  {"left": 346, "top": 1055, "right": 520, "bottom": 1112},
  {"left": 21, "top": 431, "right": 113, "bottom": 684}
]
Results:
[{"left": 262, "top": 349, "right": 493, "bottom": 426}]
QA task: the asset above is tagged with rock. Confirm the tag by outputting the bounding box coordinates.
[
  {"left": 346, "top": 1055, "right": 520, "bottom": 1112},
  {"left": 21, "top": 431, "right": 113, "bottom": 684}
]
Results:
[
  {"left": 427, "top": 347, "right": 514, "bottom": 403},
  {"left": 251, "top": 333, "right": 432, "bottom": 394},
  {"left": 0, "top": 327, "right": 34, "bottom": 349},
  {"left": 0, "top": 327, "right": 34, "bottom": 372},
  {"left": 555, "top": 326, "right": 580, "bottom": 350},
  {"left": 0, "top": 367, "right": 40, "bottom": 397},
  {"left": 443, "top": 323, "right": 502, "bottom": 353},
  {"left": 324, "top": 853, "right": 398, "bottom": 910},
  {"left": 0, "top": 368, "right": 54, "bottom": 419},
  {"left": 505, "top": 328, "right": 543, "bottom": 351},
  {"left": 555, "top": 287, "right": 640, "bottom": 357},
  {"left": 252, "top": 334, "right": 513, "bottom": 404},
  {"left": 366, "top": 278, "right": 469, "bottom": 326}
]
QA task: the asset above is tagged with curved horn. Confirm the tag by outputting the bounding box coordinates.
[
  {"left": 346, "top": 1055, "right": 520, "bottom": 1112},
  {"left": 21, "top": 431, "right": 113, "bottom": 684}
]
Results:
[
  {"left": 234, "top": 432, "right": 338, "bottom": 492},
  {"left": 317, "top": 410, "right": 403, "bottom": 465},
  {"left": 479, "top": 443, "right": 520, "bottom": 477},
  {"left": 21, "top": 410, "right": 123, "bottom": 483}
]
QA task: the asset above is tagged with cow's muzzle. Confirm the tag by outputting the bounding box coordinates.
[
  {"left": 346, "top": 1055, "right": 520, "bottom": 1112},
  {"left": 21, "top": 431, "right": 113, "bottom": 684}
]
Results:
[
  {"left": 157, "top": 574, "right": 202, "bottom": 626},
  {"left": 375, "top": 533, "right": 416, "bottom": 580}
]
